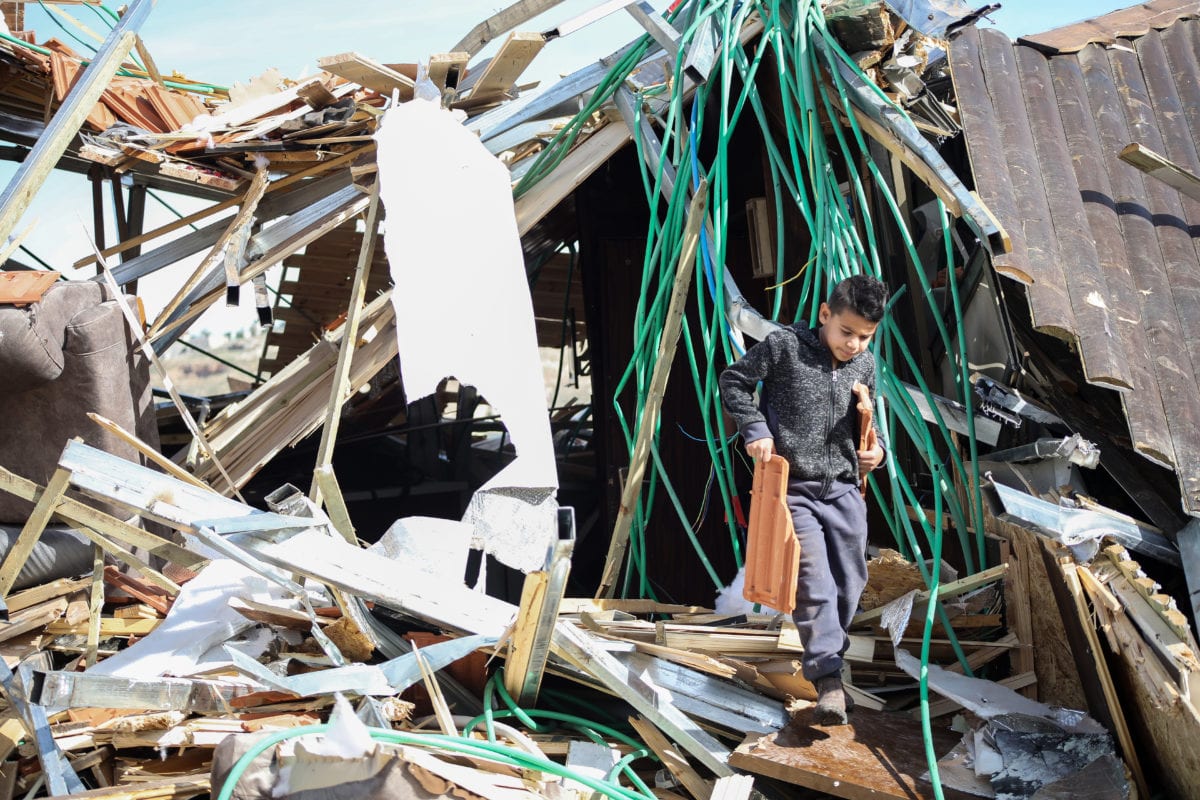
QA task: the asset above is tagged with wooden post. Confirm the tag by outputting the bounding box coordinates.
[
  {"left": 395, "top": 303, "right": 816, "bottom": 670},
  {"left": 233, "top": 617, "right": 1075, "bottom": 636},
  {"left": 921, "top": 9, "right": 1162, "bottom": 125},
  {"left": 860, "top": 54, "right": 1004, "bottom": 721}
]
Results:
[
  {"left": 309, "top": 187, "right": 382, "bottom": 507},
  {"left": 311, "top": 465, "right": 357, "bottom": 545},
  {"left": 0, "top": 0, "right": 157, "bottom": 243},
  {"left": 85, "top": 545, "right": 104, "bottom": 668},
  {"left": 506, "top": 509, "right": 574, "bottom": 705},
  {"left": 0, "top": 468, "right": 72, "bottom": 597},
  {"left": 147, "top": 168, "right": 271, "bottom": 338},
  {"left": 595, "top": 180, "right": 709, "bottom": 598}
]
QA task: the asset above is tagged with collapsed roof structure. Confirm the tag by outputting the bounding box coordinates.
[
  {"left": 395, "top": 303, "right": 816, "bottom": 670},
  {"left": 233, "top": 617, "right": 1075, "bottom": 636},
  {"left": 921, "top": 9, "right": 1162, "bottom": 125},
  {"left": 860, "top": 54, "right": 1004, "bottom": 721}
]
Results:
[{"left": 0, "top": 0, "right": 1197, "bottom": 798}]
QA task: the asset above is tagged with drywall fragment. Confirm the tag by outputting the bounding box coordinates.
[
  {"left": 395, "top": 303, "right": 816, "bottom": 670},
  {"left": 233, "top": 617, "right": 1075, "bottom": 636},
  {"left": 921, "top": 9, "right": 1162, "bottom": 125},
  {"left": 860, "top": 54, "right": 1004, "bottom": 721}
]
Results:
[
  {"left": 87, "top": 559, "right": 289, "bottom": 679},
  {"left": 375, "top": 94, "right": 557, "bottom": 574}
]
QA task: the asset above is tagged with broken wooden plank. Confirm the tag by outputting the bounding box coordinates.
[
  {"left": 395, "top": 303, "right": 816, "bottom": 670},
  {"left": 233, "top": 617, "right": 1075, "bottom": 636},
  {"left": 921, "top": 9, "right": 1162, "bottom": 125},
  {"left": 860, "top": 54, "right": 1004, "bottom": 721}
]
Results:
[
  {"left": 459, "top": 31, "right": 545, "bottom": 103},
  {"left": 46, "top": 618, "right": 160, "bottom": 637},
  {"left": 317, "top": 52, "right": 414, "bottom": 99},
  {"left": 628, "top": 714, "right": 713, "bottom": 800},
  {"left": 85, "top": 413, "right": 209, "bottom": 492},
  {"left": 506, "top": 518, "right": 572, "bottom": 706},
  {"left": 730, "top": 706, "right": 974, "bottom": 799},
  {"left": 559, "top": 599, "right": 711, "bottom": 615},
  {"left": 0, "top": 467, "right": 202, "bottom": 568},
  {"left": 85, "top": 545, "right": 103, "bottom": 668},
  {"left": 148, "top": 167, "right": 271, "bottom": 339},
  {"left": 551, "top": 620, "right": 734, "bottom": 777},
  {"left": 427, "top": 51, "right": 469, "bottom": 92},
  {"left": 1040, "top": 543, "right": 1149, "bottom": 800},
  {"left": 5, "top": 578, "right": 91, "bottom": 615},
  {"left": 37, "top": 776, "right": 209, "bottom": 799},
  {"left": 308, "top": 186, "right": 381, "bottom": 515},
  {"left": 103, "top": 566, "right": 172, "bottom": 615},
  {"left": 0, "top": 467, "right": 72, "bottom": 597},
  {"left": 451, "top": 0, "right": 564, "bottom": 56}
]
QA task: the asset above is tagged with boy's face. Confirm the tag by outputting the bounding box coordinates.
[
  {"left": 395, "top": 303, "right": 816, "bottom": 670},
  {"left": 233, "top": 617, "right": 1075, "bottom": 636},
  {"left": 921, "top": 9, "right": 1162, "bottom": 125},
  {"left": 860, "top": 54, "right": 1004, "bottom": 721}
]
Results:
[{"left": 818, "top": 303, "right": 879, "bottom": 363}]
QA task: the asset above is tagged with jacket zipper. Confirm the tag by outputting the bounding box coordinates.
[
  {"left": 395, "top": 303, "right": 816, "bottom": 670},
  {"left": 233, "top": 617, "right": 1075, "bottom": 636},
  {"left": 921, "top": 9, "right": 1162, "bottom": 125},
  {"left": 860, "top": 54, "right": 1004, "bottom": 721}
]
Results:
[{"left": 822, "top": 365, "right": 836, "bottom": 499}]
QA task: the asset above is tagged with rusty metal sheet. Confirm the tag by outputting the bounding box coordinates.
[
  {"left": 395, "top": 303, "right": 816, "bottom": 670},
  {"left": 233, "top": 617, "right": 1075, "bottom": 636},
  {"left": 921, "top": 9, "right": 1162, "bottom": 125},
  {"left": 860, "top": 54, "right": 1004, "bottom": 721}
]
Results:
[
  {"left": 954, "top": 11, "right": 1200, "bottom": 514},
  {"left": 1017, "top": 0, "right": 1200, "bottom": 54}
]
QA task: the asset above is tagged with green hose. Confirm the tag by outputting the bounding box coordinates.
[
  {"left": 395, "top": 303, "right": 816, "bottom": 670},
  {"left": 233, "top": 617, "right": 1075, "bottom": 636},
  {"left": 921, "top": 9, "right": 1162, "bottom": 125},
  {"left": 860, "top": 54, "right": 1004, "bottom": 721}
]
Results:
[{"left": 214, "top": 724, "right": 657, "bottom": 800}]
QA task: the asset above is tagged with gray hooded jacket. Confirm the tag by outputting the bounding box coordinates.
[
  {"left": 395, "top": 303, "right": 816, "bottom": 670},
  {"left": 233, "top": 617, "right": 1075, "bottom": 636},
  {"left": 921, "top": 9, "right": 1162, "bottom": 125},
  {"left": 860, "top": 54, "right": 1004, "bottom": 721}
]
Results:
[{"left": 719, "top": 324, "right": 886, "bottom": 499}]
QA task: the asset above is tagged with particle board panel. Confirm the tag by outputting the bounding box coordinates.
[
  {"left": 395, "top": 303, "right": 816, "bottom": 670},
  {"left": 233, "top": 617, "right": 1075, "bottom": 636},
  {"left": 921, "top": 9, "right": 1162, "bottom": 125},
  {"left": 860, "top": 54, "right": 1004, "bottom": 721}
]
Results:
[
  {"left": 1014, "top": 46, "right": 1130, "bottom": 390},
  {"left": 986, "top": 515, "right": 1088, "bottom": 710},
  {"left": 1047, "top": 54, "right": 1174, "bottom": 466},
  {"left": 1093, "top": 584, "right": 1200, "bottom": 800},
  {"left": 975, "top": 28, "right": 1074, "bottom": 337},
  {"left": 729, "top": 707, "right": 974, "bottom": 800}
]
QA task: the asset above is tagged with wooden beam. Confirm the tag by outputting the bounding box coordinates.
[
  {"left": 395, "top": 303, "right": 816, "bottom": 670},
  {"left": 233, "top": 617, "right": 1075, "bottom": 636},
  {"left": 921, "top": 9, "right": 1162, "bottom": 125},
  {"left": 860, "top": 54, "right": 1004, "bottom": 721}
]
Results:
[
  {"left": 86, "top": 413, "right": 209, "bottom": 491},
  {"left": 505, "top": 571, "right": 549, "bottom": 698},
  {"left": 1119, "top": 142, "right": 1200, "bottom": 203},
  {"left": 5, "top": 578, "right": 90, "bottom": 615},
  {"left": 311, "top": 465, "right": 356, "bottom": 545},
  {"left": 596, "top": 180, "right": 709, "bottom": 598},
  {"left": 507, "top": 520, "right": 572, "bottom": 706},
  {"left": 0, "top": 0, "right": 156, "bottom": 243},
  {"left": 317, "top": 52, "right": 414, "bottom": 99},
  {"left": 460, "top": 31, "right": 545, "bottom": 102},
  {"left": 308, "top": 188, "right": 381, "bottom": 512},
  {"left": 427, "top": 52, "right": 470, "bottom": 92},
  {"left": 0, "top": 466, "right": 205, "bottom": 568},
  {"left": 627, "top": 714, "right": 713, "bottom": 800},
  {"left": 514, "top": 122, "right": 630, "bottom": 236},
  {"left": 0, "top": 467, "right": 72, "bottom": 597},
  {"left": 147, "top": 167, "right": 271, "bottom": 338},
  {"left": 451, "top": 0, "right": 565, "bottom": 57},
  {"left": 71, "top": 148, "right": 366, "bottom": 270},
  {"left": 47, "top": 618, "right": 160, "bottom": 637},
  {"left": 85, "top": 545, "right": 103, "bottom": 668}
]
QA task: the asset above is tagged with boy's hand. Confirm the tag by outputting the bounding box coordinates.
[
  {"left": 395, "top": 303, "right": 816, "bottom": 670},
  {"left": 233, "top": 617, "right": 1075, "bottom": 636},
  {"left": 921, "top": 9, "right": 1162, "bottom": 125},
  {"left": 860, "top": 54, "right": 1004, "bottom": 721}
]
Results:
[
  {"left": 858, "top": 443, "right": 884, "bottom": 477},
  {"left": 746, "top": 438, "right": 775, "bottom": 462}
]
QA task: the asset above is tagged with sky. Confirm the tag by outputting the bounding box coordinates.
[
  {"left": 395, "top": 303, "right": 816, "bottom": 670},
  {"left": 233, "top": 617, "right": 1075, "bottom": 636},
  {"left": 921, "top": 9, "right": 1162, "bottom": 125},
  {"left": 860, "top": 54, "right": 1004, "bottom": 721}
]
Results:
[{"left": 0, "top": 0, "right": 1134, "bottom": 339}]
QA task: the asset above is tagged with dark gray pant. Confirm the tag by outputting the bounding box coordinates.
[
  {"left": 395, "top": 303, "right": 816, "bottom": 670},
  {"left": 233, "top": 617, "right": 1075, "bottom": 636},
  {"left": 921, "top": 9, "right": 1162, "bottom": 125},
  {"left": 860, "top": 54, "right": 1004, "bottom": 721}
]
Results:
[{"left": 788, "top": 482, "right": 869, "bottom": 680}]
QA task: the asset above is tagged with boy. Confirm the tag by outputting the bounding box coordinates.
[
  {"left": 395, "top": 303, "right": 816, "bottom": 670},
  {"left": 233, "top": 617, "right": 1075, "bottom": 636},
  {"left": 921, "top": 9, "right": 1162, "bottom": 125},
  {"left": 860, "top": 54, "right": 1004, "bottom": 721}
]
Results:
[{"left": 719, "top": 274, "right": 888, "bottom": 726}]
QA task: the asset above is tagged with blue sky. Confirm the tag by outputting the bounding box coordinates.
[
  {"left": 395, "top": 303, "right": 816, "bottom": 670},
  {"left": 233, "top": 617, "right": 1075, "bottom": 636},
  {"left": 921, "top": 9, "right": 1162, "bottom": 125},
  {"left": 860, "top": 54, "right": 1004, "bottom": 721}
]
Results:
[{"left": 2, "top": 0, "right": 1134, "bottom": 336}]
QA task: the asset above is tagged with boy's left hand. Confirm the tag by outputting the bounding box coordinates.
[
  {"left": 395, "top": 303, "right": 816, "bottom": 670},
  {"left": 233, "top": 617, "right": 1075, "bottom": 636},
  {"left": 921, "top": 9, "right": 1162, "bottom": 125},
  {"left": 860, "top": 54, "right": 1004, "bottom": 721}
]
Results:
[{"left": 857, "top": 443, "right": 884, "bottom": 477}]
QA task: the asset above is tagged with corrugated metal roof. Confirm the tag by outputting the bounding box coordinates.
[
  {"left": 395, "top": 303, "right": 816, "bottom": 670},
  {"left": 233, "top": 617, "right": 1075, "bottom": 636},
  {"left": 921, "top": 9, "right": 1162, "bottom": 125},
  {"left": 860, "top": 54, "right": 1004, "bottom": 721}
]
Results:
[{"left": 949, "top": 5, "right": 1200, "bottom": 516}]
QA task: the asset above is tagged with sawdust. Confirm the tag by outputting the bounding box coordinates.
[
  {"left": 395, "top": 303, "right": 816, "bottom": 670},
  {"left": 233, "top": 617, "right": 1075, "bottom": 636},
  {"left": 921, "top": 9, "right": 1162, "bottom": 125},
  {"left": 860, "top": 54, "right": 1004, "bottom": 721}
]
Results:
[{"left": 859, "top": 548, "right": 927, "bottom": 611}]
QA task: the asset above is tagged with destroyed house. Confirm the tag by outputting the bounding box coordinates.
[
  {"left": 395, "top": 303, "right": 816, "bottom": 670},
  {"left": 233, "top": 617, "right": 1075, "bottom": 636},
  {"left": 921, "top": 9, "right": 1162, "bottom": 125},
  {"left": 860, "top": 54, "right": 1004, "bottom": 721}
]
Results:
[{"left": 0, "top": 0, "right": 1195, "bottom": 798}]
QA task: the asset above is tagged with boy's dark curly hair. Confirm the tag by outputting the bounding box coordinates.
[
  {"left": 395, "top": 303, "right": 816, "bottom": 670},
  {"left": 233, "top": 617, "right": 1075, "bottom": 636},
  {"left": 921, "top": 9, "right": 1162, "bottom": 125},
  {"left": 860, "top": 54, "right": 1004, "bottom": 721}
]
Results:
[{"left": 827, "top": 274, "right": 889, "bottom": 323}]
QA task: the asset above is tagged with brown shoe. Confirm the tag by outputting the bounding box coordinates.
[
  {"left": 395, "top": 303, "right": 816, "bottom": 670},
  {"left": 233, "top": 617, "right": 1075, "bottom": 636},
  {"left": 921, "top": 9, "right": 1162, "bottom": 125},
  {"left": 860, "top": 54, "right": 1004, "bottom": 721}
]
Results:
[{"left": 813, "top": 675, "right": 848, "bottom": 726}]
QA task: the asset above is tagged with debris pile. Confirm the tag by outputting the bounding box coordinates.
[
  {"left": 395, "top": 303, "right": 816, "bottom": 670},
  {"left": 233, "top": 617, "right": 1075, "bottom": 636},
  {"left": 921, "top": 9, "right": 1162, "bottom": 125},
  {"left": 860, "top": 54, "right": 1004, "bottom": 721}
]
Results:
[{"left": 0, "top": 1, "right": 1195, "bottom": 799}]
